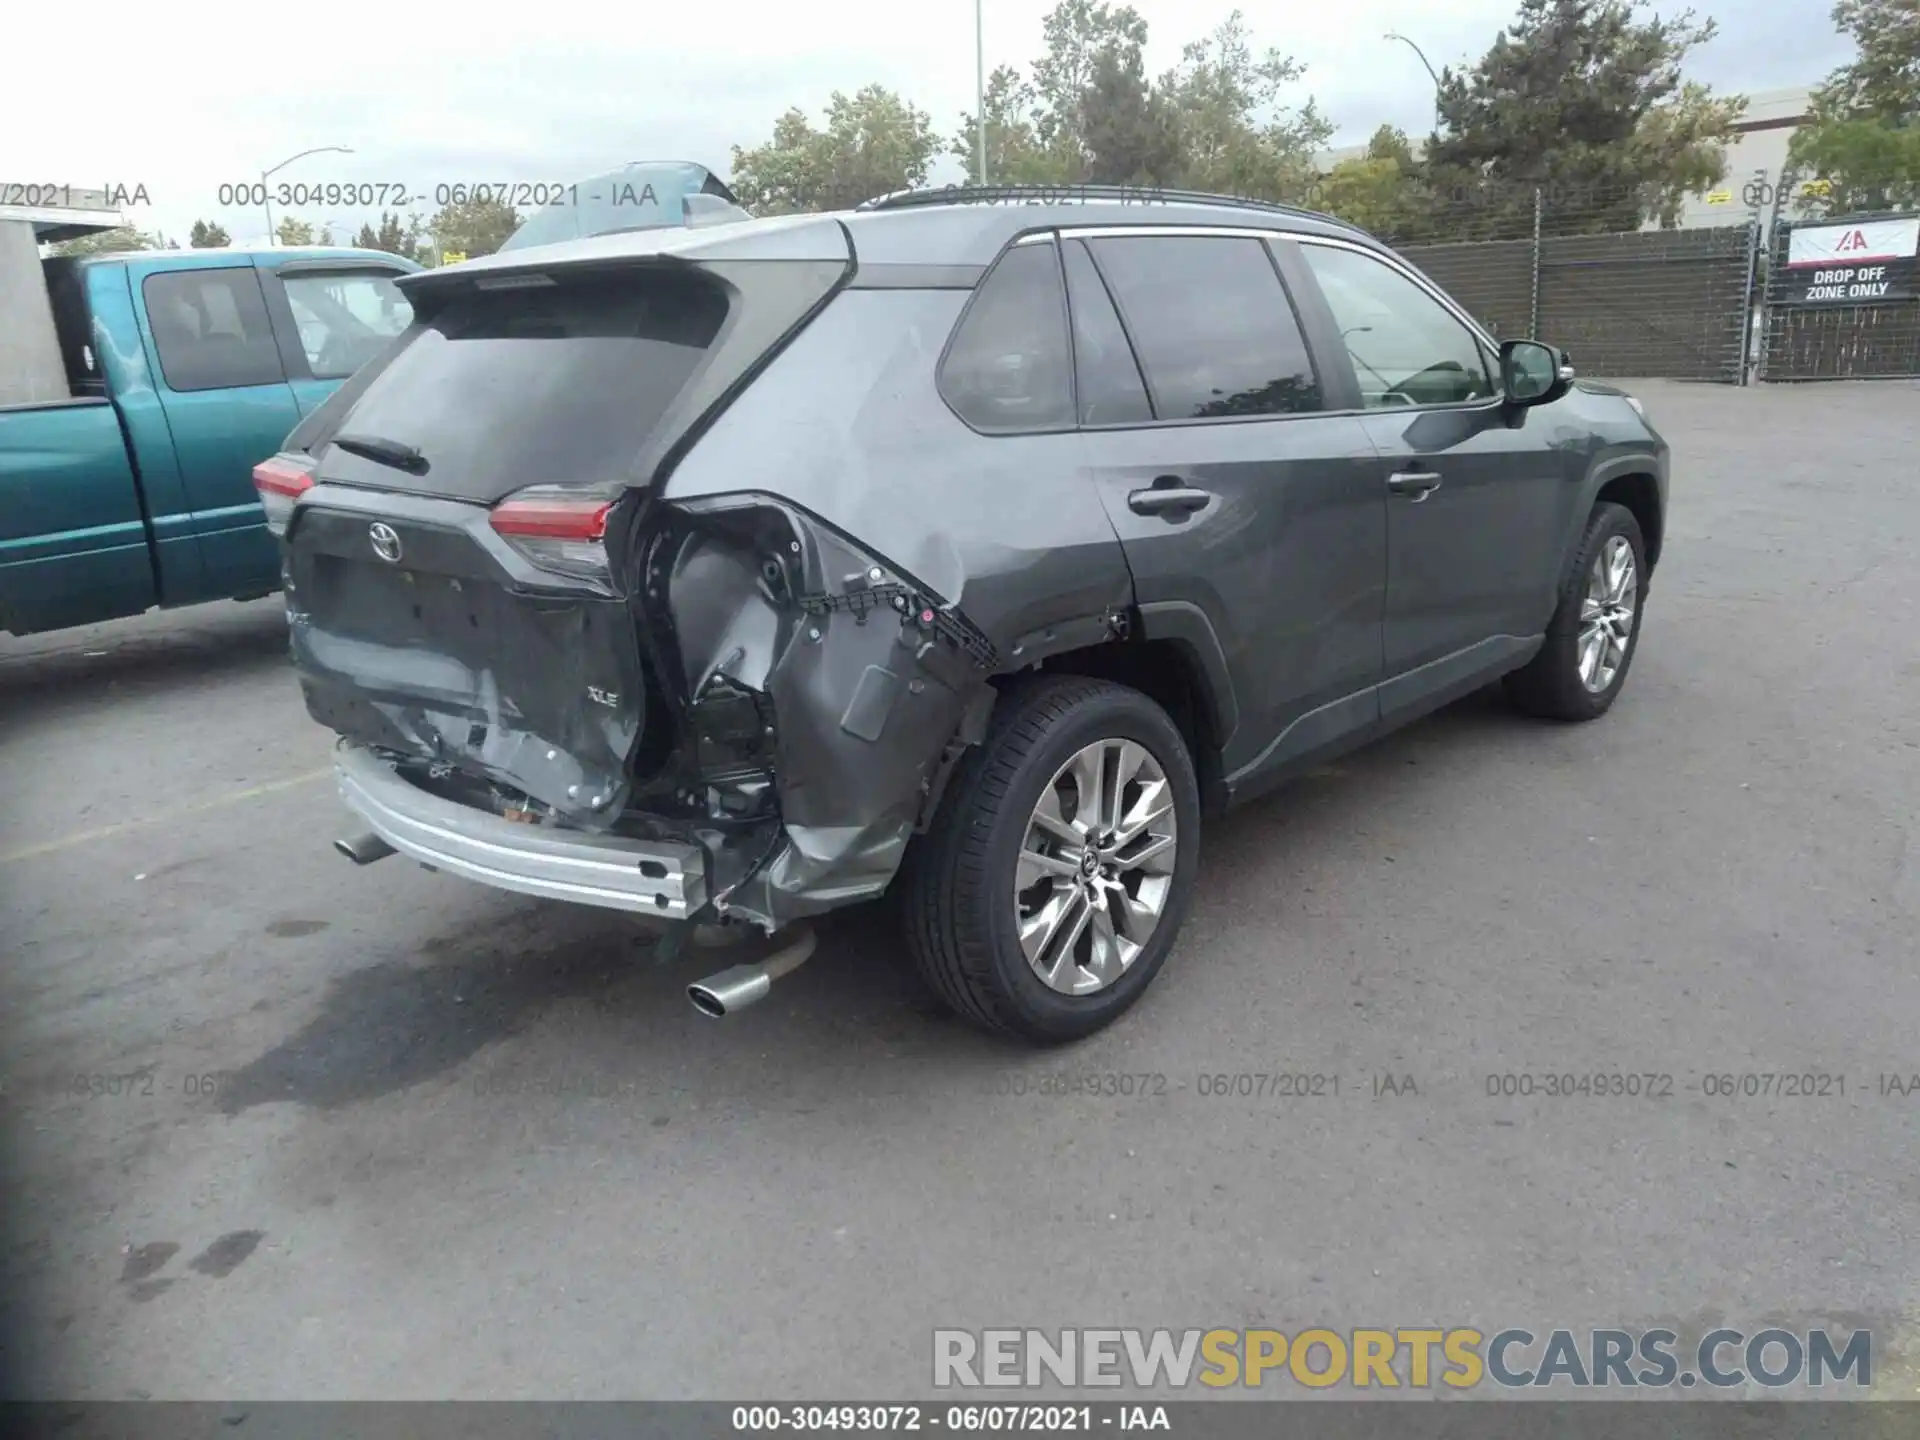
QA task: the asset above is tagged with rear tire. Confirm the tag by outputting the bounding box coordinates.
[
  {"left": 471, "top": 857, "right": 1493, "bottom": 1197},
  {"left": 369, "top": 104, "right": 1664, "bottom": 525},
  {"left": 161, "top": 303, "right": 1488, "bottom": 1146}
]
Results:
[
  {"left": 1506, "top": 501, "right": 1647, "bottom": 722},
  {"left": 901, "top": 676, "right": 1201, "bottom": 1043}
]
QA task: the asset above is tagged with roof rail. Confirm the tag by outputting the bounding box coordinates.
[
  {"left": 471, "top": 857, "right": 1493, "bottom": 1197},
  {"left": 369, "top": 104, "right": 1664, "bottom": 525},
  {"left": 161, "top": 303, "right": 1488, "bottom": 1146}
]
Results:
[{"left": 855, "top": 183, "right": 1330, "bottom": 222}]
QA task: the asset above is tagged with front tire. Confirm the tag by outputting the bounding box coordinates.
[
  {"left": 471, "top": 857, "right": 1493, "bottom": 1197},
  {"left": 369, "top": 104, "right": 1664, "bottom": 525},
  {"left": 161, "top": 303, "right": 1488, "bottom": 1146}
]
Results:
[
  {"left": 901, "top": 676, "right": 1201, "bottom": 1043},
  {"left": 1506, "top": 501, "right": 1647, "bottom": 721}
]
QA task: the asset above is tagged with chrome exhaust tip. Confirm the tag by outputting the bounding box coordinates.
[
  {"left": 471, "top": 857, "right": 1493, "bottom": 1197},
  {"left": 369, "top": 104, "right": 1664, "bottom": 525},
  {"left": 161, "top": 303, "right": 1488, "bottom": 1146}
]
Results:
[
  {"left": 687, "top": 927, "right": 817, "bottom": 1018},
  {"left": 334, "top": 832, "right": 396, "bottom": 865},
  {"left": 688, "top": 966, "right": 774, "bottom": 1017}
]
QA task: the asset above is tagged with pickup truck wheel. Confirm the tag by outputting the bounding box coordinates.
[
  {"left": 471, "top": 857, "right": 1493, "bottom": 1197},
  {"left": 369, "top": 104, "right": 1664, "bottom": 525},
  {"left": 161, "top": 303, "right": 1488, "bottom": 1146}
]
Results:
[
  {"left": 1506, "top": 500, "right": 1647, "bottom": 721},
  {"left": 901, "top": 676, "right": 1200, "bottom": 1043}
]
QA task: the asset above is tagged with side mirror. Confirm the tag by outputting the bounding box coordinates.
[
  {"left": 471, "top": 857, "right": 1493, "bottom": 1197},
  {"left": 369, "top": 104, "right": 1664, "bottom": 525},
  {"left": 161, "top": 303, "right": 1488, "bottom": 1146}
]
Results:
[{"left": 1501, "top": 339, "right": 1574, "bottom": 406}]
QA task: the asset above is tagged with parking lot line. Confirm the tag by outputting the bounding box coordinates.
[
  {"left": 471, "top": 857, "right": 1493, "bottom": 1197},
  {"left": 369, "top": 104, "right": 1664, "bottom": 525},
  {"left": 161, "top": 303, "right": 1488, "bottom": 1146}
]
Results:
[{"left": 0, "top": 766, "right": 331, "bottom": 866}]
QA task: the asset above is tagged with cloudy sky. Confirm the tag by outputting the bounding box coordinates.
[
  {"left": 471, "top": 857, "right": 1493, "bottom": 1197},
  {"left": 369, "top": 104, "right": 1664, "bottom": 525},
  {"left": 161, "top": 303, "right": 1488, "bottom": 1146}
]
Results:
[{"left": 5, "top": 0, "right": 1849, "bottom": 247}]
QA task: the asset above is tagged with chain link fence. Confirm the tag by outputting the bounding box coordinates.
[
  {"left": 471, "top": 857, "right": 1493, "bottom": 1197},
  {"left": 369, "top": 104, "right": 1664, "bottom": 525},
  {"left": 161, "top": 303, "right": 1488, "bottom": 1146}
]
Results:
[{"left": 1306, "top": 179, "right": 1764, "bottom": 383}]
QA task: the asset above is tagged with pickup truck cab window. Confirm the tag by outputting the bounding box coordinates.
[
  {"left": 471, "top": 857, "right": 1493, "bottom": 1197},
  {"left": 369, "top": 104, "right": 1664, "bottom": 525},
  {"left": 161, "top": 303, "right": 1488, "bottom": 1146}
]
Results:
[
  {"left": 141, "top": 269, "right": 285, "bottom": 392},
  {"left": 282, "top": 271, "right": 414, "bottom": 379}
]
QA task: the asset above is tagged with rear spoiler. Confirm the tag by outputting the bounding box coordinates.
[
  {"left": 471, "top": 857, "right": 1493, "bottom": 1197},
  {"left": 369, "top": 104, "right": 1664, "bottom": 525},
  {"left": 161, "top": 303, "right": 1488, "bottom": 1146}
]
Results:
[{"left": 394, "top": 213, "right": 853, "bottom": 303}]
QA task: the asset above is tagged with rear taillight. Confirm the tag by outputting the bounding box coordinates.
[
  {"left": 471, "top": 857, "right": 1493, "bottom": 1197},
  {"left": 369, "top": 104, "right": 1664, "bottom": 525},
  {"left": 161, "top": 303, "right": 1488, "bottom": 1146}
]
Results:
[
  {"left": 489, "top": 487, "right": 617, "bottom": 585},
  {"left": 252, "top": 454, "right": 315, "bottom": 538}
]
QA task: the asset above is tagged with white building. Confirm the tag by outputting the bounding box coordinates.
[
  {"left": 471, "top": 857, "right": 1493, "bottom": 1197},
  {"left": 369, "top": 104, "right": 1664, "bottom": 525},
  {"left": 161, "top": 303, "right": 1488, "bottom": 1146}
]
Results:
[{"left": 1669, "top": 86, "right": 1815, "bottom": 229}]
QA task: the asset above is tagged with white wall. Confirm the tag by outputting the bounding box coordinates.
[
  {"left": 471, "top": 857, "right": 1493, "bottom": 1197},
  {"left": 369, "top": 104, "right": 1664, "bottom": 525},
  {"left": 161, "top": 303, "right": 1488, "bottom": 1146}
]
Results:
[{"left": 0, "top": 218, "right": 69, "bottom": 407}]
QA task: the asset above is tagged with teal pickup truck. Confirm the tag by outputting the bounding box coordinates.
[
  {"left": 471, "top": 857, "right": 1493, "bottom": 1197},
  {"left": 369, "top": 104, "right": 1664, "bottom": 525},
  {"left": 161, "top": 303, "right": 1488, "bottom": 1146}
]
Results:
[{"left": 0, "top": 245, "right": 419, "bottom": 635}]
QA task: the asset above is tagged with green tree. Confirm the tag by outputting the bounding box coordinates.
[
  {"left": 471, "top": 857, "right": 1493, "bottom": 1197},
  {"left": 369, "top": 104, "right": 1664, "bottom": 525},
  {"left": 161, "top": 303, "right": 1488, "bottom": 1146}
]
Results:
[
  {"left": 275, "top": 217, "right": 316, "bottom": 246},
  {"left": 188, "top": 219, "right": 231, "bottom": 248},
  {"left": 948, "top": 3, "right": 1327, "bottom": 197},
  {"left": 1426, "top": 0, "right": 1745, "bottom": 236},
  {"left": 1157, "top": 9, "right": 1332, "bottom": 201},
  {"left": 1030, "top": 0, "right": 1151, "bottom": 176},
  {"left": 427, "top": 196, "right": 520, "bottom": 258},
  {"left": 1788, "top": 0, "right": 1920, "bottom": 214},
  {"left": 351, "top": 211, "right": 419, "bottom": 256},
  {"left": 1318, "top": 126, "right": 1429, "bottom": 238},
  {"left": 50, "top": 226, "right": 157, "bottom": 257},
  {"left": 1079, "top": 44, "right": 1183, "bottom": 186},
  {"left": 951, "top": 64, "right": 1077, "bottom": 184},
  {"left": 732, "top": 85, "right": 937, "bottom": 213}
]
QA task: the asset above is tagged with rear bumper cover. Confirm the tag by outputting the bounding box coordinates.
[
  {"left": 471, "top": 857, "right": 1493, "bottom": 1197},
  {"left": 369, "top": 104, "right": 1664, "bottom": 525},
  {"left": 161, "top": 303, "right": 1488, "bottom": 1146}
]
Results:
[{"left": 335, "top": 742, "right": 707, "bottom": 919}]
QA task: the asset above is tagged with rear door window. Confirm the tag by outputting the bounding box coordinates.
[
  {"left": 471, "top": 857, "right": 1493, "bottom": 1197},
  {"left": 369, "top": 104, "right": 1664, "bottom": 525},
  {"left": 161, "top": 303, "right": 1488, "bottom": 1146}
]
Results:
[
  {"left": 939, "top": 240, "right": 1074, "bottom": 433},
  {"left": 1062, "top": 239, "right": 1152, "bottom": 426},
  {"left": 142, "top": 268, "right": 286, "bottom": 391},
  {"left": 282, "top": 271, "right": 414, "bottom": 379},
  {"left": 315, "top": 269, "right": 730, "bottom": 501},
  {"left": 1085, "top": 235, "right": 1322, "bottom": 420}
]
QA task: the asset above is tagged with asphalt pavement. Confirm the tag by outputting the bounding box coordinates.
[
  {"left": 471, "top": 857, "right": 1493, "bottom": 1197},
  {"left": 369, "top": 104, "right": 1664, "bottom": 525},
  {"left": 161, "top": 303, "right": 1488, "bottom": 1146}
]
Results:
[{"left": 3, "top": 379, "right": 1918, "bottom": 1400}]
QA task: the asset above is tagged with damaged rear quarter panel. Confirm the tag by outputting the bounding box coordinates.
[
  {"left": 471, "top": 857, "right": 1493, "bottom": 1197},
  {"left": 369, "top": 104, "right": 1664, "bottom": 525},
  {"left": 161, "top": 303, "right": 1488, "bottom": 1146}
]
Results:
[
  {"left": 660, "top": 288, "right": 1135, "bottom": 925},
  {"left": 287, "top": 488, "right": 648, "bottom": 827}
]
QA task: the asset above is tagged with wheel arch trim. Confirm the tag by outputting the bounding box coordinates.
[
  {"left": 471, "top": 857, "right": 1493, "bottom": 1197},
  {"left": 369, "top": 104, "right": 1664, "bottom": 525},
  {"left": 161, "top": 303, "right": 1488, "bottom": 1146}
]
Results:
[{"left": 1132, "top": 600, "right": 1240, "bottom": 754}]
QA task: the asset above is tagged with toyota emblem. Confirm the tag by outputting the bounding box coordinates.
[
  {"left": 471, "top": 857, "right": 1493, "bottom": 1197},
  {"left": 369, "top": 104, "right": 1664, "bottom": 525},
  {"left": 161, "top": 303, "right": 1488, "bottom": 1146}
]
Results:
[{"left": 368, "top": 522, "right": 403, "bottom": 564}]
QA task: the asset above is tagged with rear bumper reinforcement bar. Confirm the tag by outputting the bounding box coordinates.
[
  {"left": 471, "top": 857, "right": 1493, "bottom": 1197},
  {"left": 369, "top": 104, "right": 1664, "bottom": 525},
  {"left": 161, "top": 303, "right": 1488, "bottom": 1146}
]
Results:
[{"left": 334, "top": 742, "right": 708, "bottom": 919}]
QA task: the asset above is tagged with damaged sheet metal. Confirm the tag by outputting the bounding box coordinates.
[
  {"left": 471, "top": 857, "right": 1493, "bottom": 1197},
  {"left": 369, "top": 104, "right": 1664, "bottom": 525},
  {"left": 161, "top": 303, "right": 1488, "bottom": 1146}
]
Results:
[
  {"left": 286, "top": 490, "right": 648, "bottom": 830},
  {"left": 657, "top": 495, "right": 994, "bottom": 928},
  {"left": 650, "top": 288, "right": 1139, "bottom": 928}
]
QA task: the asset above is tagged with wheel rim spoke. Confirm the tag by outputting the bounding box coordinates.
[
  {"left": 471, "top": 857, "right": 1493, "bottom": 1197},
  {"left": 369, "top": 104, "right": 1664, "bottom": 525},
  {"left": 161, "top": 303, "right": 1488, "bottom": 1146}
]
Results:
[
  {"left": 1042, "top": 889, "right": 1096, "bottom": 991},
  {"left": 1109, "top": 741, "right": 1146, "bottom": 830},
  {"left": 1029, "top": 788, "right": 1083, "bottom": 848},
  {"left": 1577, "top": 627, "right": 1603, "bottom": 687},
  {"left": 1119, "top": 832, "right": 1177, "bottom": 875},
  {"left": 1068, "top": 746, "right": 1106, "bottom": 835},
  {"left": 1021, "top": 885, "right": 1081, "bottom": 967},
  {"left": 1085, "top": 901, "right": 1123, "bottom": 988},
  {"left": 1017, "top": 847, "right": 1081, "bottom": 885},
  {"left": 1112, "top": 778, "right": 1172, "bottom": 849}
]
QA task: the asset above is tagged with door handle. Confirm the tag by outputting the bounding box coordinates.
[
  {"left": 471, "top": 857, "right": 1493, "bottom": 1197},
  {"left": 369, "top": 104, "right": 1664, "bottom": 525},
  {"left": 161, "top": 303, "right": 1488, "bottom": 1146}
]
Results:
[
  {"left": 1128, "top": 477, "right": 1213, "bottom": 517},
  {"left": 1387, "top": 470, "right": 1443, "bottom": 500}
]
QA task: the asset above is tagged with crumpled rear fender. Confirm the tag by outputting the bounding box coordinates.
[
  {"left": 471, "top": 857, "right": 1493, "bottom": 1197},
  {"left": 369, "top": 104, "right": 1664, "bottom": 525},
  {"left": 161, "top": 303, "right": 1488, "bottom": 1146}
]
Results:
[{"left": 651, "top": 494, "right": 998, "bottom": 929}]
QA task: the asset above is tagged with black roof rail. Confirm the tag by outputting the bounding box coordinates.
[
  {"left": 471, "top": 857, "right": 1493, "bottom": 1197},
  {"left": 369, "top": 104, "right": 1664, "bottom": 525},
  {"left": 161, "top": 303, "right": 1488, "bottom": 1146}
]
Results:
[{"left": 855, "top": 183, "right": 1332, "bottom": 223}]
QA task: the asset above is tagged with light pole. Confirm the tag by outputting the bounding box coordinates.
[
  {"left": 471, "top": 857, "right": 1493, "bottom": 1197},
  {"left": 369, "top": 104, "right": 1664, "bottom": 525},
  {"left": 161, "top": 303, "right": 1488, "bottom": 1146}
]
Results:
[
  {"left": 261, "top": 145, "right": 353, "bottom": 246},
  {"left": 1384, "top": 32, "right": 1442, "bottom": 133},
  {"left": 976, "top": 0, "right": 987, "bottom": 186}
]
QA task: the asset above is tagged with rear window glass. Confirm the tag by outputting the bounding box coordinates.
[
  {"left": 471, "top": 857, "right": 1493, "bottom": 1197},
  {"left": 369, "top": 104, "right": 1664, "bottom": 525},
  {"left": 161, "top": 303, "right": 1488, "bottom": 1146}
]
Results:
[
  {"left": 318, "top": 271, "right": 729, "bottom": 498},
  {"left": 939, "top": 241, "right": 1074, "bottom": 433}
]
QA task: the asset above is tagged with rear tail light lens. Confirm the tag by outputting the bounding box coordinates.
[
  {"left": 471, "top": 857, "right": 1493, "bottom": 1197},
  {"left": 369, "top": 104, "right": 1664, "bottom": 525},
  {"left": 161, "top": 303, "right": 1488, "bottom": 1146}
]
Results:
[
  {"left": 489, "top": 487, "right": 617, "bottom": 585},
  {"left": 252, "top": 453, "right": 315, "bottom": 537}
]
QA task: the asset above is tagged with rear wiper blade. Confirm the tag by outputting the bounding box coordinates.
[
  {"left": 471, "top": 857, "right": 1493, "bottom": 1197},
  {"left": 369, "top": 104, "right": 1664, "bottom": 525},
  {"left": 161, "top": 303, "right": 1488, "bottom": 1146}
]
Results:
[{"left": 332, "top": 433, "right": 429, "bottom": 475}]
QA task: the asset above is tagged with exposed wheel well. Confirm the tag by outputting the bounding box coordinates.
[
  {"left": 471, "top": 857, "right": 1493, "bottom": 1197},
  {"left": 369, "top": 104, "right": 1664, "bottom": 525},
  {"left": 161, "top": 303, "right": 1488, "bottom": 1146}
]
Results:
[
  {"left": 1596, "top": 472, "right": 1662, "bottom": 571},
  {"left": 1022, "top": 638, "right": 1228, "bottom": 813}
]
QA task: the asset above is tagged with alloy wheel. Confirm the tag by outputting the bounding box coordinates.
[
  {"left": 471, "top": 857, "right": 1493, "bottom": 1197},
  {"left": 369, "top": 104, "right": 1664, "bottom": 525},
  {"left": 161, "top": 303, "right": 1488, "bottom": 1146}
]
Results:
[
  {"left": 1013, "top": 738, "right": 1179, "bottom": 995},
  {"left": 1577, "top": 535, "right": 1638, "bottom": 693}
]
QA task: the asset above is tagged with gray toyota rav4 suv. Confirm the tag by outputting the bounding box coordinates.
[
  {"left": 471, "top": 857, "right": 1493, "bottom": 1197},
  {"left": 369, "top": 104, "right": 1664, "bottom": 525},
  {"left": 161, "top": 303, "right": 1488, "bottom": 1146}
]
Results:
[{"left": 256, "top": 185, "right": 1668, "bottom": 1043}]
